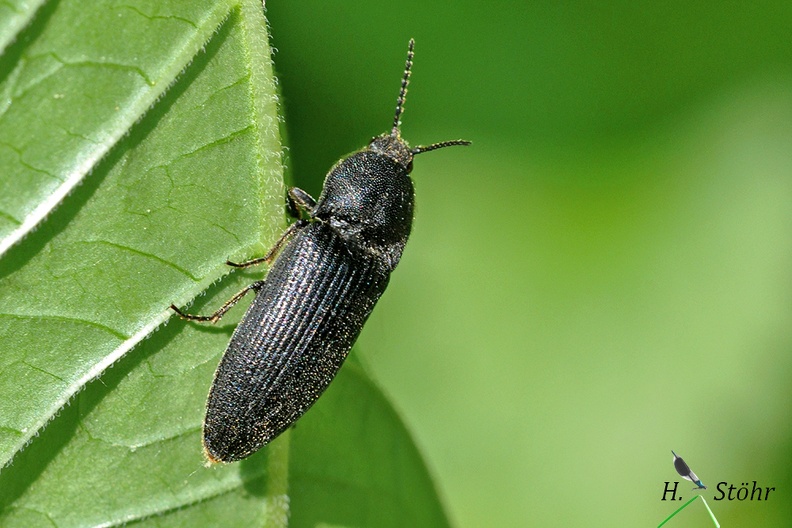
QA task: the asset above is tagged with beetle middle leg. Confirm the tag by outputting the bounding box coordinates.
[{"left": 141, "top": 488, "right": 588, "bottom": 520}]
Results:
[
  {"left": 226, "top": 219, "right": 307, "bottom": 269},
  {"left": 172, "top": 187, "right": 317, "bottom": 321},
  {"left": 227, "top": 187, "right": 316, "bottom": 269}
]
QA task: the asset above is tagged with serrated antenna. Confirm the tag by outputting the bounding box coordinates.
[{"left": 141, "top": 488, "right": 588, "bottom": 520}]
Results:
[
  {"left": 392, "top": 38, "right": 415, "bottom": 136},
  {"left": 412, "top": 139, "right": 472, "bottom": 154}
]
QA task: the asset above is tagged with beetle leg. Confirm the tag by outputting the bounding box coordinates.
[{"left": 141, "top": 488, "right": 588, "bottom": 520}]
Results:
[
  {"left": 288, "top": 187, "right": 317, "bottom": 217},
  {"left": 226, "top": 219, "right": 308, "bottom": 269},
  {"left": 228, "top": 187, "right": 316, "bottom": 269},
  {"left": 170, "top": 280, "right": 264, "bottom": 323}
]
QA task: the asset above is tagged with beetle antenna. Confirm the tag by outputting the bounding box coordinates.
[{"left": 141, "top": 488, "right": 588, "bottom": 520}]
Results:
[
  {"left": 412, "top": 139, "right": 472, "bottom": 154},
  {"left": 393, "top": 38, "right": 415, "bottom": 136},
  {"left": 392, "top": 39, "right": 472, "bottom": 153}
]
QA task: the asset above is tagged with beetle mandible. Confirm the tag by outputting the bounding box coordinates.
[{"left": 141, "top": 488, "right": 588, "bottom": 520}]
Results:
[{"left": 171, "top": 39, "right": 470, "bottom": 463}]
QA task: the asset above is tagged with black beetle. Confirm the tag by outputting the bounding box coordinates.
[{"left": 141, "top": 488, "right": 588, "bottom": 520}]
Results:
[{"left": 171, "top": 39, "right": 470, "bottom": 463}]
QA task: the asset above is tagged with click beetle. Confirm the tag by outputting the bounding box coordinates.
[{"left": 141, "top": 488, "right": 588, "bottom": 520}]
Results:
[{"left": 171, "top": 39, "right": 470, "bottom": 463}]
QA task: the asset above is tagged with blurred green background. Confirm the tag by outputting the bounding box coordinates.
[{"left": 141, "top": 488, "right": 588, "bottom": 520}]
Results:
[{"left": 266, "top": 2, "right": 792, "bottom": 527}]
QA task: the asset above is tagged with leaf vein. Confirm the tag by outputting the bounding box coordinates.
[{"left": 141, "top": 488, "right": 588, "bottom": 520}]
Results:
[
  {"left": 0, "top": 312, "right": 126, "bottom": 340},
  {"left": 176, "top": 124, "right": 254, "bottom": 161},
  {"left": 79, "top": 240, "right": 200, "bottom": 282},
  {"left": 113, "top": 5, "right": 200, "bottom": 30}
]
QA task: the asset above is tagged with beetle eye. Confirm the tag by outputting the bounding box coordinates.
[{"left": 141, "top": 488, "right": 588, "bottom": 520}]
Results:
[{"left": 406, "top": 160, "right": 414, "bottom": 173}]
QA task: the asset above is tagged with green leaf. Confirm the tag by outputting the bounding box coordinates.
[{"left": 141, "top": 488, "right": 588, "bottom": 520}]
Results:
[
  {"left": 0, "top": 1, "right": 449, "bottom": 526},
  {"left": 0, "top": 0, "right": 283, "bottom": 469}
]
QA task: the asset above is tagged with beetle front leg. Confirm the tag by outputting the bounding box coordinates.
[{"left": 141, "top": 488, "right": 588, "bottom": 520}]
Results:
[{"left": 288, "top": 187, "right": 317, "bottom": 218}]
